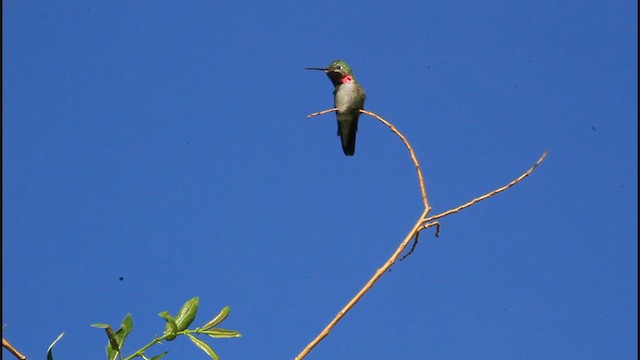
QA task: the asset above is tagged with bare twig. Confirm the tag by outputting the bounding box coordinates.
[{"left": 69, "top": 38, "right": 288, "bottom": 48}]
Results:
[
  {"left": 307, "top": 109, "right": 430, "bottom": 211},
  {"left": 297, "top": 108, "right": 547, "bottom": 360},
  {"left": 295, "top": 208, "right": 429, "bottom": 360},
  {"left": 306, "top": 108, "right": 338, "bottom": 118},
  {"left": 360, "top": 110, "right": 430, "bottom": 211},
  {"left": 2, "top": 338, "right": 27, "bottom": 360},
  {"left": 401, "top": 221, "right": 441, "bottom": 261},
  {"left": 423, "top": 151, "right": 548, "bottom": 224},
  {"left": 400, "top": 231, "right": 421, "bottom": 261}
]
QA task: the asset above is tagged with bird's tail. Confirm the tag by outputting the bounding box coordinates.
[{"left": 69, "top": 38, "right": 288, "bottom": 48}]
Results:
[{"left": 337, "top": 113, "right": 358, "bottom": 156}]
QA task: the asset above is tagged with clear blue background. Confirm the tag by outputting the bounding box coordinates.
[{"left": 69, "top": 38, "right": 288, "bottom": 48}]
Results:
[{"left": 3, "top": 1, "right": 637, "bottom": 359}]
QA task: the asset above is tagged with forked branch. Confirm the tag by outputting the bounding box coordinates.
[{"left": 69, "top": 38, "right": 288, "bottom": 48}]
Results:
[{"left": 297, "top": 108, "right": 546, "bottom": 360}]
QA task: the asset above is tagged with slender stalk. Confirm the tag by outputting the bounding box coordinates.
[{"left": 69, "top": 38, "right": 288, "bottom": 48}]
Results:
[
  {"left": 299, "top": 108, "right": 547, "bottom": 359},
  {"left": 295, "top": 209, "right": 429, "bottom": 359},
  {"left": 298, "top": 109, "right": 431, "bottom": 359},
  {"left": 2, "top": 338, "right": 26, "bottom": 360},
  {"left": 124, "top": 335, "right": 167, "bottom": 360},
  {"left": 424, "top": 151, "right": 548, "bottom": 223}
]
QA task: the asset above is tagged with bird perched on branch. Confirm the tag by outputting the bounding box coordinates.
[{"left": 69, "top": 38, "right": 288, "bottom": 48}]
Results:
[{"left": 306, "top": 60, "right": 366, "bottom": 156}]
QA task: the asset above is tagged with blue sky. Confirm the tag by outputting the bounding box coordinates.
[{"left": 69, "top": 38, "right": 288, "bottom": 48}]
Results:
[{"left": 3, "top": 1, "right": 637, "bottom": 359}]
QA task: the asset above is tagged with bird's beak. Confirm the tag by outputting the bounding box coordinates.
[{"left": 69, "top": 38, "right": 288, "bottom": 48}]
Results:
[{"left": 305, "top": 67, "right": 328, "bottom": 72}]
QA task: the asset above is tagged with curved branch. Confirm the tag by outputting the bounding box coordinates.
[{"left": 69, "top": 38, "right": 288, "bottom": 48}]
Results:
[
  {"left": 359, "top": 110, "right": 430, "bottom": 211},
  {"left": 299, "top": 109, "right": 431, "bottom": 360},
  {"left": 299, "top": 108, "right": 547, "bottom": 360},
  {"left": 307, "top": 109, "right": 430, "bottom": 211}
]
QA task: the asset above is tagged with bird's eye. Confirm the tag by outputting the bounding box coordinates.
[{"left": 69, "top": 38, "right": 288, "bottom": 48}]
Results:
[{"left": 336, "top": 65, "right": 342, "bottom": 69}]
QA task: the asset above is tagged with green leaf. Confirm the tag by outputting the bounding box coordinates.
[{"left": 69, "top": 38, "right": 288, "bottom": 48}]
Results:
[
  {"left": 105, "top": 327, "right": 120, "bottom": 352},
  {"left": 205, "top": 328, "right": 242, "bottom": 338},
  {"left": 159, "top": 311, "right": 178, "bottom": 341},
  {"left": 112, "top": 314, "right": 134, "bottom": 350},
  {"left": 175, "top": 297, "right": 199, "bottom": 331},
  {"left": 201, "top": 306, "right": 230, "bottom": 330},
  {"left": 158, "top": 311, "right": 176, "bottom": 323},
  {"left": 148, "top": 351, "right": 169, "bottom": 360},
  {"left": 187, "top": 334, "right": 219, "bottom": 360},
  {"left": 46, "top": 332, "right": 65, "bottom": 360},
  {"left": 107, "top": 347, "right": 118, "bottom": 360},
  {"left": 118, "top": 313, "right": 134, "bottom": 337},
  {"left": 105, "top": 314, "right": 134, "bottom": 360},
  {"left": 91, "top": 323, "right": 110, "bottom": 329}
]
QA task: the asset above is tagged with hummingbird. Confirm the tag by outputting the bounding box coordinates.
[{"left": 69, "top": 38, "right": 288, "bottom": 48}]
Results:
[{"left": 306, "top": 60, "right": 366, "bottom": 156}]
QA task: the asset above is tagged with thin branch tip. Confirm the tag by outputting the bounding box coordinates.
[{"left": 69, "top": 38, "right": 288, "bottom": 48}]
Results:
[
  {"left": 296, "top": 109, "right": 430, "bottom": 359},
  {"left": 298, "top": 107, "right": 547, "bottom": 360}
]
